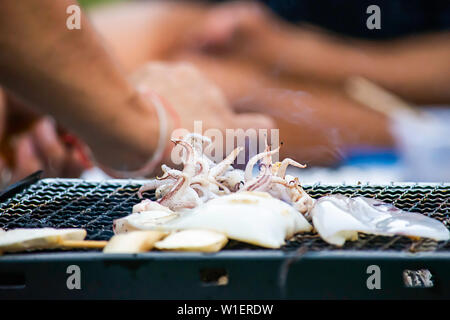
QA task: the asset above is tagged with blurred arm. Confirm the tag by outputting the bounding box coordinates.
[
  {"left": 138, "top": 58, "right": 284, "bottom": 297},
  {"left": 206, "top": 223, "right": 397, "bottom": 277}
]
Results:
[
  {"left": 0, "top": 0, "right": 160, "bottom": 170},
  {"left": 260, "top": 27, "right": 450, "bottom": 104},
  {"left": 189, "top": 1, "right": 450, "bottom": 104}
]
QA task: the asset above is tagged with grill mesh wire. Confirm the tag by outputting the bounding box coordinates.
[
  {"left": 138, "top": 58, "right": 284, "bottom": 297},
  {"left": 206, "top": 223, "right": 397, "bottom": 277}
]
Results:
[{"left": 0, "top": 179, "right": 448, "bottom": 252}]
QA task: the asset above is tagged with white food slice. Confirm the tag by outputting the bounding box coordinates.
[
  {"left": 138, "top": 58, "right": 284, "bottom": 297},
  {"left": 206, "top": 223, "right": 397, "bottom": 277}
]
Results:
[
  {"left": 113, "top": 210, "right": 179, "bottom": 234},
  {"left": 103, "top": 231, "right": 166, "bottom": 253},
  {"left": 154, "top": 192, "right": 312, "bottom": 248},
  {"left": 132, "top": 199, "right": 173, "bottom": 214},
  {"left": 155, "top": 229, "right": 228, "bottom": 252},
  {"left": 0, "top": 228, "right": 86, "bottom": 252},
  {"left": 311, "top": 195, "right": 450, "bottom": 246}
]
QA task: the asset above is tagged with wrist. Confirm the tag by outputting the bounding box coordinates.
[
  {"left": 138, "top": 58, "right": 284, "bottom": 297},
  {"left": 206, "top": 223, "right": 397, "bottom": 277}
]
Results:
[
  {"left": 77, "top": 89, "right": 173, "bottom": 178},
  {"left": 100, "top": 88, "right": 172, "bottom": 178}
]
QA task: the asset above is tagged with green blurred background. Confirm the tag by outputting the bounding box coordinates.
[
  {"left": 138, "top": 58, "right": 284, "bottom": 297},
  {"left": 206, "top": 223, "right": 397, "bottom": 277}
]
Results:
[{"left": 79, "top": 0, "right": 123, "bottom": 8}]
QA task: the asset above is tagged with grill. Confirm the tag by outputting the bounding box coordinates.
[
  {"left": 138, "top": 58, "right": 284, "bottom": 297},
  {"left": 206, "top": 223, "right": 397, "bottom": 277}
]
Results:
[
  {"left": 0, "top": 178, "right": 449, "bottom": 299},
  {"left": 1, "top": 179, "right": 448, "bottom": 252}
]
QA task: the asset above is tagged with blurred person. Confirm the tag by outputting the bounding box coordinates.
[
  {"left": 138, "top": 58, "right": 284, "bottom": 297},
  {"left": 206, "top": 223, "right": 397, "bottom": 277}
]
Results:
[
  {"left": 3, "top": 0, "right": 449, "bottom": 185},
  {"left": 87, "top": 0, "right": 450, "bottom": 167},
  {"left": 0, "top": 0, "right": 274, "bottom": 186}
]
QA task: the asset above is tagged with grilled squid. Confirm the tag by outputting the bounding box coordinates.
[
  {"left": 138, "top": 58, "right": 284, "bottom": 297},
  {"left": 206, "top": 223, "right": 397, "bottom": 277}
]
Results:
[
  {"left": 117, "top": 191, "right": 312, "bottom": 248},
  {"left": 136, "top": 134, "right": 243, "bottom": 211},
  {"left": 239, "top": 140, "right": 314, "bottom": 216},
  {"left": 311, "top": 195, "right": 450, "bottom": 246},
  {"left": 135, "top": 133, "right": 314, "bottom": 217}
]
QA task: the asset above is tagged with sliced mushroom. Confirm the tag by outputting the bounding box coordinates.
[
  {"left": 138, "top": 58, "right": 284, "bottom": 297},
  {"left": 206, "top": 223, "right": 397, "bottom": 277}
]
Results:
[
  {"left": 103, "top": 231, "right": 167, "bottom": 253},
  {"left": 155, "top": 229, "right": 228, "bottom": 252},
  {"left": 0, "top": 228, "right": 86, "bottom": 252}
]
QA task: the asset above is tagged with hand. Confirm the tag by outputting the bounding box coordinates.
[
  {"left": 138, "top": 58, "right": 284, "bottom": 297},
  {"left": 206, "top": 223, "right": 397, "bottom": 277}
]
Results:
[
  {"left": 130, "top": 62, "right": 275, "bottom": 167},
  {"left": 188, "top": 1, "right": 277, "bottom": 53},
  {"left": 187, "top": 1, "right": 352, "bottom": 84},
  {"left": 0, "top": 90, "right": 86, "bottom": 187}
]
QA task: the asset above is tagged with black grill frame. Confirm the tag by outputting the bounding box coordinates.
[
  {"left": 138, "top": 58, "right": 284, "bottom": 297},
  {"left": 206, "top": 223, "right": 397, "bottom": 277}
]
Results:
[{"left": 0, "top": 178, "right": 449, "bottom": 299}]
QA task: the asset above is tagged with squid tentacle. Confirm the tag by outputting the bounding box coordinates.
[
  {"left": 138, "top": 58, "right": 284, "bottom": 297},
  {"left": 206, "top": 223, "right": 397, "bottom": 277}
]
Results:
[
  {"left": 244, "top": 147, "right": 280, "bottom": 182},
  {"left": 183, "top": 133, "right": 212, "bottom": 156},
  {"left": 138, "top": 178, "right": 174, "bottom": 199},
  {"left": 276, "top": 158, "right": 307, "bottom": 178},
  {"left": 210, "top": 147, "right": 243, "bottom": 178},
  {"left": 241, "top": 164, "right": 272, "bottom": 192},
  {"left": 172, "top": 139, "right": 196, "bottom": 177}
]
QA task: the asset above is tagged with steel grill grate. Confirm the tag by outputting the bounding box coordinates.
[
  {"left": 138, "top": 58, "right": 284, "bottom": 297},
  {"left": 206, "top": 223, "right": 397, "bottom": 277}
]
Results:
[{"left": 0, "top": 179, "right": 448, "bottom": 252}]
